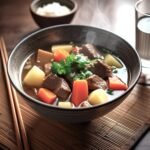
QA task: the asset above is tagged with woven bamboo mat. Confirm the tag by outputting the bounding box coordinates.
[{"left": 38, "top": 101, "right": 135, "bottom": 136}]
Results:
[
  {"left": 0, "top": 61, "right": 17, "bottom": 150},
  {"left": 20, "top": 84, "right": 150, "bottom": 150},
  {"left": 0, "top": 58, "right": 150, "bottom": 150}
]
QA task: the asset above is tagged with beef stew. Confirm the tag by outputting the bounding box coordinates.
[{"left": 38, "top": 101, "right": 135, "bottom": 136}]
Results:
[{"left": 22, "top": 43, "right": 128, "bottom": 108}]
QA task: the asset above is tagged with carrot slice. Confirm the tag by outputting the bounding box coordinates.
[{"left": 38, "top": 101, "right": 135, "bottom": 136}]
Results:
[
  {"left": 54, "top": 50, "right": 69, "bottom": 62},
  {"left": 37, "top": 88, "right": 57, "bottom": 104},
  {"left": 108, "top": 76, "right": 128, "bottom": 90},
  {"left": 71, "top": 80, "right": 88, "bottom": 106}
]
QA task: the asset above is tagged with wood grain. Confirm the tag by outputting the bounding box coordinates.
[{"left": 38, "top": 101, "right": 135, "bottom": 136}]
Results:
[
  {"left": 0, "top": 38, "right": 30, "bottom": 150},
  {"left": 0, "top": 0, "right": 150, "bottom": 150}
]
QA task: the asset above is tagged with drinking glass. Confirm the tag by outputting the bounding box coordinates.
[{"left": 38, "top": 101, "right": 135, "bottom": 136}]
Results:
[{"left": 135, "top": 0, "right": 150, "bottom": 85}]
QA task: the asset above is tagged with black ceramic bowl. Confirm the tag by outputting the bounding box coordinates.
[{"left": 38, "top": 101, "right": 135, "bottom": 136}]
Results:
[
  {"left": 8, "top": 25, "right": 141, "bottom": 123},
  {"left": 30, "top": 0, "right": 78, "bottom": 28}
]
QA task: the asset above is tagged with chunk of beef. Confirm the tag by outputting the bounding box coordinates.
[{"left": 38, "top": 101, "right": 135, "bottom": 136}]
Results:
[
  {"left": 88, "top": 60, "right": 112, "bottom": 79},
  {"left": 54, "top": 79, "right": 71, "bottom": 100},
  {"left": 42, "top": 74, "right": 71, "bottom": 100},
  {"left": 86, "top": 74, "right": 107, "bottom": 90},
  {"left": 79, "top": 44, "right": 101, "bottom": 59}
]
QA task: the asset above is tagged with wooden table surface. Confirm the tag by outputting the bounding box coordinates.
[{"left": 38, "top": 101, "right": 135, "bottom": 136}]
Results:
[{"left": 0, "top": 0, "right": 150, "bottom": 150}]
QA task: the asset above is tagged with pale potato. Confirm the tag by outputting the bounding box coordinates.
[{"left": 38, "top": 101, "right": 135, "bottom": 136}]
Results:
[
  {"left": 37, "top": 49, "right": 53, "bottom": 66},
  {"left": 104, "top": 54, "right": 123, "bottom": 68},
  {"left": 23, "top": 65, "right": 45, "bottom": 87},
  {"left": 58, "top": 101, "right": 73, "bottom": 108},
  {"left": 88, "top": 89, "right": 108, "bottom": 105},
  {"left": 51, "top": 44, "right": 73, "bottom": 53}
]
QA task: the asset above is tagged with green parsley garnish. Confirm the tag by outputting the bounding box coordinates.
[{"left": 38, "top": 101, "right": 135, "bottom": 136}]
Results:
[
  {"left": 107, "top": 89, "right": 114, "bottom": 95},
  {"left": 51, "top": 54, "right": 92, "bottom": 79},
  {"left": 73, "top": 70, "right": 93, "bottom": 80},
  {"left": 51, "top": 54, "right": 75, "bottom": 75}
]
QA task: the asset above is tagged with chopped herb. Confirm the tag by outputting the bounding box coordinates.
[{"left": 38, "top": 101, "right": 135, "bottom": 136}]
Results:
[
  {"left": 107, "top": 89, "right": 114, "bottom": 95},
  {"left": 65, "top": 53, "right": 75, "bottom": 64},
  {"left": 84, "top": 70, "right": 93, "bottom": 77},
  {"left": 52, "top": 62, "right": 67, "bottom": 75},
  {"left": 51, "top": 54, "right": 75, "bottom": 75},
  {"left": 73, "top": 70, "right": 93, "bottom": 80},
  {"left": 75, "top": 54, "right": 91, "bottom": 69},
  {"left": 52, "top": 53, "right": 92, "bottom": 78}
]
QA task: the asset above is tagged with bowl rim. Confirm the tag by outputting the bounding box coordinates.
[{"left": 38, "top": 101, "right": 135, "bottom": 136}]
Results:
[
  {"left": 8, "top": 24, "right": 142, "bottom": 111},
  {"left": 30, "top": 0, "right": 78, "bottom": 18}
]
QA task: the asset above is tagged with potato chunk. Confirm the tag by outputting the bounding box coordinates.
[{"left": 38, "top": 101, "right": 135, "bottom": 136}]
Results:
[
  {"left": 104, "top": 54, "right": 123, "bottom": 68},
  {"left": 58, "top": 101, "right": 73, "bottom": 108},
  {"left": 37, "top": 49, "right": 53, "bottom": 66},
  {"left": 88, "top": 89, "right": 108, "bottom": 105},
  {"left": 51, "top": 44, "right": 73, "bottom": 53},
  {"left": 23, "top": 65, "right": 45, "bottom": 87}
]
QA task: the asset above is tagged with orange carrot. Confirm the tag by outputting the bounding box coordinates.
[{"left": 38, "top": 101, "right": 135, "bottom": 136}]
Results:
[
  {"left": 54, "top": 50, "right": 69, "bottom": 62},
  {"left": 71, "top": 80, "right": 89, "bottom": 106},
  {"left": 108, "top": 76, "right": 128, "bottom": 90},
  {"left": 37, "top": 88, "right": 57, "bottom": 104}
]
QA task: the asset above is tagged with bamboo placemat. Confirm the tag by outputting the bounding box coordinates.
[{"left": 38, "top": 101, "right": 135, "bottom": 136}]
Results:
[
  {"left": 1, "top": 64, "right": 150, "bottom": 150},
  {"left": 0, "top": 60, "right": 17, "bottom": 150},
  {"left": 21, "top": 84, "right": 150, "bottom": 150}
]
